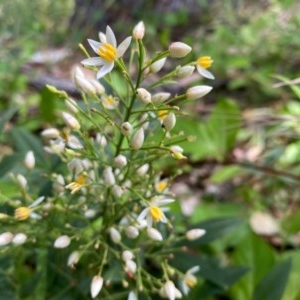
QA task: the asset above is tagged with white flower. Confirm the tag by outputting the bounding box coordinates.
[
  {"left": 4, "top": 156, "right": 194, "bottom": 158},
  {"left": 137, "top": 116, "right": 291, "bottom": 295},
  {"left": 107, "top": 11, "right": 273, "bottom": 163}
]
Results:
[
  {"left": 67, "top": 135, "right": 83, "bottom": 149},
  {"left": 130, "top": 128, "right": 144, "bottom": 150},
  {"left": 147, "top": 228, "right": 163, "bottom": 241},
  {"left": 102, "top": 95, "right": 119, "bottom": 110},
  {"left": 196, "top": 56, "right": 215, "bottom": 80},
  {"left": 181, "top": 266, "right": 200, "bottom": 295},
  {"left": 169, "top": 42, "right": 191, "bottom": 58},
  {"left": 160, "top": 281, "right": 182, "bottom": 300},
  {"left": 150, "top": 57, "right": 167, "bottom": 73},
  {"left": 54, "top": 235, "right": 71, "bottom": 248},
  {"left": 136, "top": 163, "right": 149, "bottom": 176},
  {"left": 12, "top": 233, "right": 27, "bottom": 245},
  {"left": 109, "top": 227, "right": 121, "bottom": 244},
  {"left": 82, "top": 26, "right": 132, "bottom": 79},
  {"left": 133, "top": 21, "right": 145, "bottom": 40},
  {"left": 186, "top": 228, "right": 206, "bottom": 240},
  {"left": 24, "top": 151, "right": 35, "bottom": 170},
  {"left": 90, "top": 275, "right": 103, "bottom": 298},
  {"left": 0, "top": 232, "right": 14, "bottom": 246},
  {"left": 137, "top": 196, "right": 174, "bottom": 228},
  {"left": 67, "top": 251, "right": 80, "bottom": 268},
  {"left": 186, "top": 85, "right": 212, "bottom": 100}
]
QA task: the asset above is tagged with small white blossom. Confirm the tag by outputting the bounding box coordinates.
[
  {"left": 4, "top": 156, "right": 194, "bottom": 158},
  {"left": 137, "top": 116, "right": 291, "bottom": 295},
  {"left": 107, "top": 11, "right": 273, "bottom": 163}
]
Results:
[
  {"left": 133, "top": 21, "right": 145, "bottom": 40},
  {"left": 169, "top": 42, "right": 191, "bottom": 58},
  {"left": 130, "top": 128, "right": 144, "bottom": 150},
  {"left": 109, "top": 227, "right": 121, "bottom": 244},
  {"left": 24, "top": 151, "right": 35, "bottom": 170},
  {"left": 16, "top": 174, "right": 27, "bottom": 190},
  {"left": 62, "top": 112, "right": 80, "bottom": 130},
  {"left": 125, "top": 226, "right": 139, "bottom": 239},
  {"left": 162, "top": 113, "right": 176, "bottom": 132},
  {"left": 0, "top": 232, "right": 14, "bottom": 246},
  {"left": 196, "top": 56, "right": 214, "bottom": 80},
  {"left": 160, "top": 281, "right": 182, "bottom": 300},
  {"left": 186, "top": 228, "right": 206, "bottom": 240},
  {"left": 102, "top": 95, "right": 119, "bottom": 110},
  {"left": 54, "top": 235, "right": 71, "bottom": 248},
  {"left": 112, "top": 185, "right": 124, "bottom": 198},
  {"left": 103, "top": 167, "right": 116, "bottom": 186},
  {"left": 128, "top": 291, "right": 137, "bottom": 300},
  {"left": 12, "top": 233, "right": 27, "bottom": 245},
  {"left": 177, "top": 65, "right": 195, "bottom": 78},
  {"left": 125, "top": 259, "right": 137, "bottom": 274},
  {"left": 95, "top": 133, "right": 107, "bottom": 148},
  {"left": 150, "top": 57, "right": 167, "bottom": 73},
  {"left": 147, "top": 228, "right": 163, "bottom": 241},
  {"left": 186, "top": 85, "right": 212, "bottom": 100},
  {"left": 65, "top": 98, "right": 79, "bottom": 114},
  {"left": 122, "top": 250, "right": 135, "bottom": 262},
  {"left": 67, "top": 251, "right": 80, "bottom": 268},
  {"left": 90, "top": 275, "right": 104, "bottom": 298},
  {"left": 67, "top": 135, "right": 83, "bottom": 149},
  {"left": 82, "top": 26, "right": 132, "bottom": 79},
  {"left": 114, "top": 155, "right": 127, "bottom": 168},
  {"left": 181, "top": 266, "right": 200, "bottom": 295},
  {"left": 137, "top": 163, "right": 149, "bottom": 176},
  {"left": 41, "top": 128, "right": 60, "bottom": 139}
]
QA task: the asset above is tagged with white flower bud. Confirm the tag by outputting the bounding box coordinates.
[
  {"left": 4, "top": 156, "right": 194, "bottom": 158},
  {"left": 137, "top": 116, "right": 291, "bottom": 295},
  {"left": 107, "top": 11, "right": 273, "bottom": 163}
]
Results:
[
  {"left": 68, "top": 158, "right": 84, "bottom": 176},
  {"left": 162, "top": 113, "right": 176, "bottom": 132},
  {"left": 103, "top": 167, "right": 116, "bottom": 186},
  {"left": 186, "top": 85, "right": 212, "bottom": 100},
  {"left": 65, "top": 98, "right": 79, "bottom": 114},
  {"left": 161, "top": 281, "right": 182, "bottom": 300},
  {"left": 170, "top": 145, "right": 184, "bottom": 153},
  {"left": 67, "top": 135, "right": 83, "bottom": 149},
  {"left": 95, "top": 133, "right": 107, "bottom": 147},
  {"left": 133, "top": 21, "right": 145, "bottom": 40},
  {"left": 125, "top": 226, "right": 139, "bottom": 239},
  {"left": 136, "top": 88, "right": 151, "bottom": 104},
  {"left": 125, "top": 260, "right": 137, "bottom": 274},
  {"left": 152, "top": 92, "right": 171, "bottom": 104},
  {"left": 89, "top": 79, "right": 105, "bottom": 94},
  {"left": 0, "top": 232, "right": 13, "bottom": 246},
  {"left": 128, "top": 291, "right": 137, "bottom": 300},
  {"left": 62, "top": 112, "right": 80, "bottom": 130},
  {"left": 122, "top": 250, "right": 135, "bottom": 262},
  {"left": 150, "top": 57, "right": 166, "bottom": 73},
  {"left": 114, "top": 155, "right": 127, "bottom": 168},
  {"left": 169, "top": 42, "right": 192, "bottom": 58},
  {"left": 41, "top": 128, "right": 60, "bottom": 139},
  {"left": 147, "top": 228, "right": 163, "bottom": 241},
  {"left": 130, "top": 128, "right": 144, "bottom": 150},
  {"left": 109, "top": 227, "right": 121, "bottom": 244},
  {"left": 112, "top": 185, "right": 124, "bottom": 198},
  {"left": 24, "top": 151, "right": 35, "bottom": 170},
  {"left": 12, "top": 233, "right": 27, "bottom": 245},
  {"left": 137, "top": 163, "right": 149, "bottom": 176},
  {"left": 84, "top": 209, "right": 96, "bottom": 218},
  {"left": 121, "top": 122, "right": 133, "bottom": 136},
  {"left": 17, "top": 174, "right": 27, "bottom": 190},
  {"left": 90, "top": 275, "right": 103, "bottom": 299},
  {"left": 67, "top": 251, "right": 80, "bottom": 267},
  {"left": 186, "top": 228, "right": 206, "bottom": 240},
  {"left": 177, "top": 65, "right": 195, "bottom": 78},
  {"left": 54, "top": 235, "right": 71, "bottom": 248}
]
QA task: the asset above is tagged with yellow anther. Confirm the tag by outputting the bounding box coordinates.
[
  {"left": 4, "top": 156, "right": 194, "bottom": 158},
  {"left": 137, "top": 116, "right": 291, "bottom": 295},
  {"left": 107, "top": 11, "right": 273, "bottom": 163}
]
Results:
[
  {"left": 158, "top": 110, "right": 168, "bottom": 121},
  {"left": 15, "top": 207, "right": 31, "bottom": 221},
  {"left": 197, "top": 56, "right": 213, "bottom": 69},
  {"left": 156, "top": 180, "right": 167, "bottom": 193},
  {"left": 185, "top": 276, "right": 197, "bottom": 288},
  {"left": 149, "top": 206, "right": 164, "bottom": 222},
  {"left": 98, "top": 43, "right": 117, "bottom": 62}
]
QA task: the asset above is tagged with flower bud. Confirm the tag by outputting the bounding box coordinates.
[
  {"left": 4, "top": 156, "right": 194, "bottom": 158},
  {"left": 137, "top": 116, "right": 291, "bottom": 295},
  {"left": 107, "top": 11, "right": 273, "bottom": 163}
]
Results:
[
  {"left": 147, "top": 228, "right": 163, "bottom": 241},
  {"left": 67, "top": 251, "right": 80, "bottom": 267},
  {"left": 24, "top": 151, "right": 35, "bottom": 170},
  {"left": 186, "top": 228, "right": 206, "bottom": 240},
  {"left": 122, "top": 250, "right": 135, "bottom": 262},
  {"left": 89, "top": 79, "right": 105, "bottom": 94},
  {"left": 125, "top": 260, "right": 137, "bottom": 274},
  {"left": 150, "top": 57, "right": 166, "bottom": 73},
  {"left": 177, "top": 65, "right": 195, "bottom": 78},
  {"left": 169, "top": 42, "right": 192, "bottom": 58},
  {"left": 90, "top": 275, "right": 103, "bottom": 299},
  {"left": 103, "top": 167, "right": 116, "bottom": 186},
  {"left": 54, "top": 235, "right": 71, "bottom": 248},
  {"left": 75, "top": 75, "right": 96, "bottom": 95},
  {"left": 95, "top": 133, "right": 107, "bottom": 148},
  {"left": 186, "top": 85, "right": 212, "bottom": 100},
  {"left": 130, "top": 128, "right": 144, "bottom": 150},
  {"left": 137, "top": 163, "right": 149, "bottom": 176},
  {"left": 162, "top": 113, "right": 176, "bottom": 132},
  {"left": 112, "top": 185, "right": 124, "bottom": 198},
  {"left": 41, "top": 128, "right": 60, "bottom": 139},
  {"left": 133, "top": 21, "right": 145, "bottom": 40},
  {"left": 125, "top": 226, "right": 139, "bottom": 239},
  {"left": 65, "top": 98, "right": 79, "bottom": 114},
  {"left": 17, "top": 174, "right": 27, "bottom": 190},
  {"left": 109, "top": 227, "right": 121, "bottom": 244},
  {"left": 62, "top": 112, "right": 80, "bottom": 130},
  {"left": 121, "top": 122, "right": 133, "bottom": 136},
  {"left": 136, "top": 88, "right": 151, "bottom": 104},
  {"left": 152, "top": 92, "right": 171, "bottom": 104},
  {"left": 114, "top": 155, "right": 127, "bottom": 168},
  {"left": 0, "top": 232, "right": 13, "bottom": 246},
  {"left": 12, "top": 233, "right": 27, "bottom": 245}
]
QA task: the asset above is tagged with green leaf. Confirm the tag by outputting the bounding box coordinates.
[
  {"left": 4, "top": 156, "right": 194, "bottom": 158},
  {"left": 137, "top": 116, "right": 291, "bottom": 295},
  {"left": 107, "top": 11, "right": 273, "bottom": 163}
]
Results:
[
  {"left": 252, "top": 259, "right": 292, "bottom": 300},
  {"left": 40, "top": 87, "right": 57, "bottom": 122},
  {"left": 0, "top": 107, "right": 18, "bottom": 135},
  {"left": 187, "top": 216, "right": 244, "bottom": 246},
  {"left": 210, "top": 165, "right": 243, "bottom": 183},
  {"left": 0, "top": 153, "right": 23, "bottom": 177}
]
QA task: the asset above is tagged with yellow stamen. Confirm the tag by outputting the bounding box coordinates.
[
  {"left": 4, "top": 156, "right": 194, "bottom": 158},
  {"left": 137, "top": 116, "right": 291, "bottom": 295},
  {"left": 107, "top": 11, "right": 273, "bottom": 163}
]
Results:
[
  {"left": 15, "top": 207, "right": 31, "bottom": 221},
  {"left": 197, "top": 56, "right": 213, "bottom": 69},
  {"left": 149, "top": 206, "right": 164, "bottom": 222},
  {"left": 103, "top": 95, "right": 116, "bottom": 107},
  {"left": 66, "top": 175, "right": 86, "bottom": 194},
  {"left": 158, "top": 110, "right": 168, "bottom": 121},
  {"left": 185, "top": 276, "right": 197, "bottom": 288},
  {"left": 98, "top": 42, "right": 117, "bottom": 62},
  {"left": 156, "top": 180, "right": 167, "bottom": 193}
]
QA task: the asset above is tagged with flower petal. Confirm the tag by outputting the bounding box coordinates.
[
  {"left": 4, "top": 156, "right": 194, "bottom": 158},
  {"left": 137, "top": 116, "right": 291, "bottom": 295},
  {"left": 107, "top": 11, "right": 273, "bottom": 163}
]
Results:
[
  {"left": 117, "top": 36, "right": 132, "bottom": 58},
  {"left": 196, "top": 66, "right": 215, "bottom": 80},
  {"left": 88, "top": 39, "right": 101, "bottom": 54},
  {"left": 81, "top": 57, "right": 104, "bottom": 66},
  {"left": 106, "top": 26, "right": 117, "bottom": 47},
  {"left": 98, "top": 32, "right": 106, "bottom": 43},
  {"left": 137, "top": 208, "right": 149, "bottom": 222},
  {"left": 96, "top": 62, "right": 114, "bottom": 79}
]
